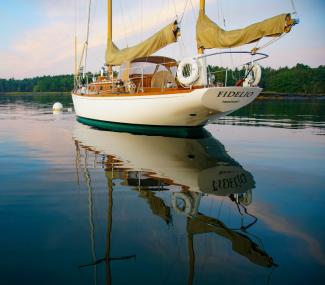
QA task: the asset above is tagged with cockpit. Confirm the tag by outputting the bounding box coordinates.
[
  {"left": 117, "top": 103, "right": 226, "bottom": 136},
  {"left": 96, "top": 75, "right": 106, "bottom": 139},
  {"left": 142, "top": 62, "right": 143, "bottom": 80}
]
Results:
[{"left": 119, "top": 56, "right": 179, "bottom": 90}]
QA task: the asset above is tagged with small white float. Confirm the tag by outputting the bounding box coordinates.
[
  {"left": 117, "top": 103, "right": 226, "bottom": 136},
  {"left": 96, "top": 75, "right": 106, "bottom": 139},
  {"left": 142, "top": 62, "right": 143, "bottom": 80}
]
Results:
[{"left": 53, "top": 102, "right": 63, "bottom": 114}]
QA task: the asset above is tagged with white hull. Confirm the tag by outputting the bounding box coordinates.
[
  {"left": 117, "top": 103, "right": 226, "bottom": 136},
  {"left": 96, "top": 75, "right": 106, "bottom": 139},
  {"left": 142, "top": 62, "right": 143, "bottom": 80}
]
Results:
[{"left": 72, "top": 86, "right": 262, "bottom": 127}]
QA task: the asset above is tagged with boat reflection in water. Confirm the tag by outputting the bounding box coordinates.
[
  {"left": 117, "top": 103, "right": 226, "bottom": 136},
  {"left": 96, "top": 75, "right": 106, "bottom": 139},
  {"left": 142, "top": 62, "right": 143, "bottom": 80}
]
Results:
[{"left": 73, "top": 124, "right": 276, "bottom": 284}]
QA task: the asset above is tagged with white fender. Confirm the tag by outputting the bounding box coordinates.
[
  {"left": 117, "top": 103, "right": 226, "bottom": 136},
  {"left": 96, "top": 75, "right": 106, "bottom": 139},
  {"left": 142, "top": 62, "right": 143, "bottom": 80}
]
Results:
[
  {"left": 243, "top": 63, "right": 262, "bottom": 87},
  {"left": 171, "top": 192, "right": 193, "bottom": 215},
  {"left": 239, "top": 189, "right": 252, "bottom": 206},
  {"left": 177, "top": 57, "right": 200, "bottom": 87},
  {"left": 251, "top": 64, "right": 262, "bottom": 87}
]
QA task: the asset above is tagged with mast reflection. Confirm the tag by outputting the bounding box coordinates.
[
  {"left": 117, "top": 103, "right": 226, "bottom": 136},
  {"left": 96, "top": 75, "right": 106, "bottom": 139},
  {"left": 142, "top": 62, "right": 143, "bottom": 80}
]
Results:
[{"left": 73, "top": 123, "right": 276, "bottom": 284}]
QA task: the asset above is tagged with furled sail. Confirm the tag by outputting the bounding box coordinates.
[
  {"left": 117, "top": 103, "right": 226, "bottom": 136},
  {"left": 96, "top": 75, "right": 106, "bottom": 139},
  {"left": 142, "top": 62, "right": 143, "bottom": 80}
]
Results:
[
  {"left": 106, "top": 22, "right": 179, "bottom": 66},
  {"left": 196, "top": 12, "right": 293, "bottom": 49}
]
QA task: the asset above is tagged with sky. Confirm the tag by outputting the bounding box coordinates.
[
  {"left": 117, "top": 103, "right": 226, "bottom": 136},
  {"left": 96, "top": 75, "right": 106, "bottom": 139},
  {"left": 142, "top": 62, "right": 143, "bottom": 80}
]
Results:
[{"left": 0, "top": 0, "right": 324, "bottom": 79}]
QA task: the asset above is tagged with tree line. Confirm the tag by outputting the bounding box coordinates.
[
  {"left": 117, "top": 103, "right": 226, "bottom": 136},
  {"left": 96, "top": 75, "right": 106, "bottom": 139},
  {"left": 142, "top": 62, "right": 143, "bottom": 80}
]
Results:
[
  {"left": 0, "top": 75, "right": 74, "bottom": 93},
  {"left": 0, "top": 64, "right": 324, "bottom": 94},
  {"left": 208, "top": 63, "right": 325, "bottom": 94}
]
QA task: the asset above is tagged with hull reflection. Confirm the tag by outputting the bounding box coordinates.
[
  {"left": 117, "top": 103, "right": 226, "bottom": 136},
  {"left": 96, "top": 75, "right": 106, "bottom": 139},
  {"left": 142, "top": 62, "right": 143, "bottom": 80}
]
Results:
[
  {"left": 73, "top": 124, "right": 276, "bottom": 284},
  {"left": 74, "top": 123, "right": 254, "bottom": 196}
]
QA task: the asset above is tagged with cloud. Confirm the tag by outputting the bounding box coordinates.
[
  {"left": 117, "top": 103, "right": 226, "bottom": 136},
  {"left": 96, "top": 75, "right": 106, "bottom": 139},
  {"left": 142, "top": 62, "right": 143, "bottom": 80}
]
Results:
[
  {"left": 263, "top": 47, "right": 325, "bottom": 68},
  {"left": 0, "top": 23, "right": 75, "bottom": 78},
  {"left": 249, "top": 202, "right": 325, "bottom": 266},
  {"left": 1, "top": 0, "right": 324, "bottom": 78},
  {"left": 1, "top": 0, "right": 202, "bottom": 78}
]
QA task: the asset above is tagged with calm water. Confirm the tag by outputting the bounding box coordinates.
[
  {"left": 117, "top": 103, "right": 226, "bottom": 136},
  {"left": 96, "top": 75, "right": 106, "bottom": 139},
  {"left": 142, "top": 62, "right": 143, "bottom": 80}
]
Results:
[{"left": 0, "top": 94, "right": 324, "bottom": 285}]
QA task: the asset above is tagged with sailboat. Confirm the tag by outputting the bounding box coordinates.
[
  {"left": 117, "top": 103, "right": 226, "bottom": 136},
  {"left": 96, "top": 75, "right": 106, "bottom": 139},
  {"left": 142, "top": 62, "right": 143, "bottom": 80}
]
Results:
[{"left": 72, "top": 0, "right": 298, "bottom": 132}]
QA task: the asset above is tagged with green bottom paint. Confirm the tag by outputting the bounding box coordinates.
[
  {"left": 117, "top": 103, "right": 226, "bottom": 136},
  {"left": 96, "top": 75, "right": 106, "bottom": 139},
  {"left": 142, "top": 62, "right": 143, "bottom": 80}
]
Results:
[{"left": 77, "top": 116, "right": 209, "bottom": 138}]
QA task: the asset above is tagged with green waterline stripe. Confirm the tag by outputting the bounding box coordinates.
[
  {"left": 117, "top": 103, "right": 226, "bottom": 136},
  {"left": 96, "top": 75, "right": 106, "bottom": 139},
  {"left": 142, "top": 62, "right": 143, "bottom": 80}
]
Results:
[{"left": 76, "top": 116, "right": 209, "bottom": 138}]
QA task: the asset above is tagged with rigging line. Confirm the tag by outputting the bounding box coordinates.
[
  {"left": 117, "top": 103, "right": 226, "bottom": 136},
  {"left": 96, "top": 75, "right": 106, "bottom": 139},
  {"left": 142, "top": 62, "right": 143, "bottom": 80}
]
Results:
[
  {"left": 227, "top": 49, "right": 235, "bottom": 72},
  {"left": 167, "top": 0, "right": 170, "bottom": 19},
  {"left": 78, "top": 255, "right": 136, "bottom": 268},
  {"left": 179, "top": 0, "right": 190, "bottom": 25},
  {"left": 217, "top": 0, "right": 221, "bottom": 25},
  {"left": 172, "top": 0, "right": 178, "bottom": 19},
  {"left": 220, "top": 0, "right": 226, "bottom": 28},
  {"left": 256, "top": 33, "right": 287, "bottom": 52},
  {"left": 74, "top": 0, "right": 77, "bottom": 36},
  {"left": 217, "top": 197, "right": 225, "bottom": 218},
  {"left": 219, "top": 0, "right": 235, "bottom": 72},
  {"left": 153, "top": 0, "right": 166, "bottom": 35},
  {"left": 168, "top": 0, "right": 177, "bottom": 25},
  {"left": 253, "top": 38, "right": 261, "bottom": 52},
  {"left": 82, "top": 150, "right": 98, "bottom": 285},
  {"left": 78, "top": 44, "right": 86, "bottom": 74},
  {"left": 238, "top": 202, "right": 258, "bottom": 230},
  {"left": 84, "top": 0, "right": 92, "bottom": 76},
  {"left": 179, "top": 33, "right": 188, "bottom": 57},
  {"left": 188, "top": 0, "right": 197, "bottom": 23},
  {"left": 74, "top": 0, "right": 78, "bottom": 81},
  {"left": 74, "top": 141, "right": 81, "bottom": 189},
  {"left": 119, "top": 0, "right": 128, "bottom": 47},
  {"left": 141, "top": 0, "right": 143, "bottom": 41},
  {"left": 266, "top": 265, "right": 279, "bottom": 285},
  {"left": 290, "top": 0, "right": 297, "bottom": 16}
]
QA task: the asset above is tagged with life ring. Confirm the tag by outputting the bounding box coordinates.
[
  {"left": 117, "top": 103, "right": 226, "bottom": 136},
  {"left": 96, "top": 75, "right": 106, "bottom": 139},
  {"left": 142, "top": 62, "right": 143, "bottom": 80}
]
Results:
[
  {"left": 177, "top": 57, "right": 200, "bottom": 87},
  {"left": 239, "top": 189, "right": 252, "bottom": 206},
  {"left": 243, "top": 63, "right": 262, "bottom": 87},
  {"left": 171, "top": 192, "right": 193, "bottom": 215}
]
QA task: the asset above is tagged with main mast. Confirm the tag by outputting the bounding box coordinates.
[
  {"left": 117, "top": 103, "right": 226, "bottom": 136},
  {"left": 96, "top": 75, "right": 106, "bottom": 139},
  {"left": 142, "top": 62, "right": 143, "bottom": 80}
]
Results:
[
  {"left": 198, "top": 0, "right": 205, "bottom": 55},
  {"left": 196, "top": 0, "right": 207, "bottom": 86},
  {"left": 107, "top": 0, "right": 113, "bottom": 74}
]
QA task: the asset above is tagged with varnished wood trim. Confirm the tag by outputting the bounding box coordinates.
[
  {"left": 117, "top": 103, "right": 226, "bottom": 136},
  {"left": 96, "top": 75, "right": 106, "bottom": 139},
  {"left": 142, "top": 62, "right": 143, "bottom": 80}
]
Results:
[{"left": 73, "top": 86, "right": 204, "bottom": 98}]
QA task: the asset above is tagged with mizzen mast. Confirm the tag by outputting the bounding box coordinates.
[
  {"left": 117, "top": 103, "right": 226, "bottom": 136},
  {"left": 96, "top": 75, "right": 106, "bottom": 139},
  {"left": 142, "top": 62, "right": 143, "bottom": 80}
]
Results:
[{"left": 198, "top": 0, "right": 205, "bottom": 55}]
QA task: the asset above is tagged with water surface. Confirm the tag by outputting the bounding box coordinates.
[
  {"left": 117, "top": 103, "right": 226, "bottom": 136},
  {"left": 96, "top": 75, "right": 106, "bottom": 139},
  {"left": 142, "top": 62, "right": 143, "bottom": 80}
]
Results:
[{"left": 0, "top": 94, "right": 324, "bottom": 285}]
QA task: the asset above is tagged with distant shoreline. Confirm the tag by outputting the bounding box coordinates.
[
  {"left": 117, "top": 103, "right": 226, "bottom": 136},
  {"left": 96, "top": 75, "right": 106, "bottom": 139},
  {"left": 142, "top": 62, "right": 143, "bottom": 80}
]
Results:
[
  {"left": 0, "top": 91, "right": 71, "bottom": 96},
  {"left": 257, "top": 91, "right": 325, "bottom": 99},
  {"left": 0, "top": 91, "right": 324, "bottom": 99}
]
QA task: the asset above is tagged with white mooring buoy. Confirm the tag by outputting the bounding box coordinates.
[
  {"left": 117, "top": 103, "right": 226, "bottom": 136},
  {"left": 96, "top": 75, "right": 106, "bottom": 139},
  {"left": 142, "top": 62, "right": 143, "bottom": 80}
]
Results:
[{"left": 53, "top": 102, "right": 63, "bottom": 114}]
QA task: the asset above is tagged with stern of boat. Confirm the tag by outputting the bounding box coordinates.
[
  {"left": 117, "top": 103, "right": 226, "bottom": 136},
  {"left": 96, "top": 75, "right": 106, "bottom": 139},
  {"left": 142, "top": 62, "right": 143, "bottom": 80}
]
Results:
[
  {"left": 201, "top": 86, "right": 261, "bottom": 113},
  {"left": 194, "top": 86, "right": 261, "bottom": 123}
]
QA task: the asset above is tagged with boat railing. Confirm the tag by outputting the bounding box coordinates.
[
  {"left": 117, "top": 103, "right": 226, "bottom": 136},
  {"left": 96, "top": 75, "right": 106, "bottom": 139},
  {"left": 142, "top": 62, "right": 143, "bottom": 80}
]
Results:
[
  {"left": 197, "top": 50, "right": 269, "bottom": 63},
  {"left": 76, "top": 51, "right": 268, "bottom": 92},
  {"left": 202, "top": 51, "right": 269, "bottom": 87}
]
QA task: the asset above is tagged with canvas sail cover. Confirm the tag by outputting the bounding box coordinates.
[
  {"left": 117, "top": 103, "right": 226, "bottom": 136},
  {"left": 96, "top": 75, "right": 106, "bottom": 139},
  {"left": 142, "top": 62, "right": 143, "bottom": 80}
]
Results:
[
  {"left": 196, "top": 12, "right": 291, "bottom": 49},
  {"left": 106, "top": 22, "right": 179, "bottom": 65}
]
